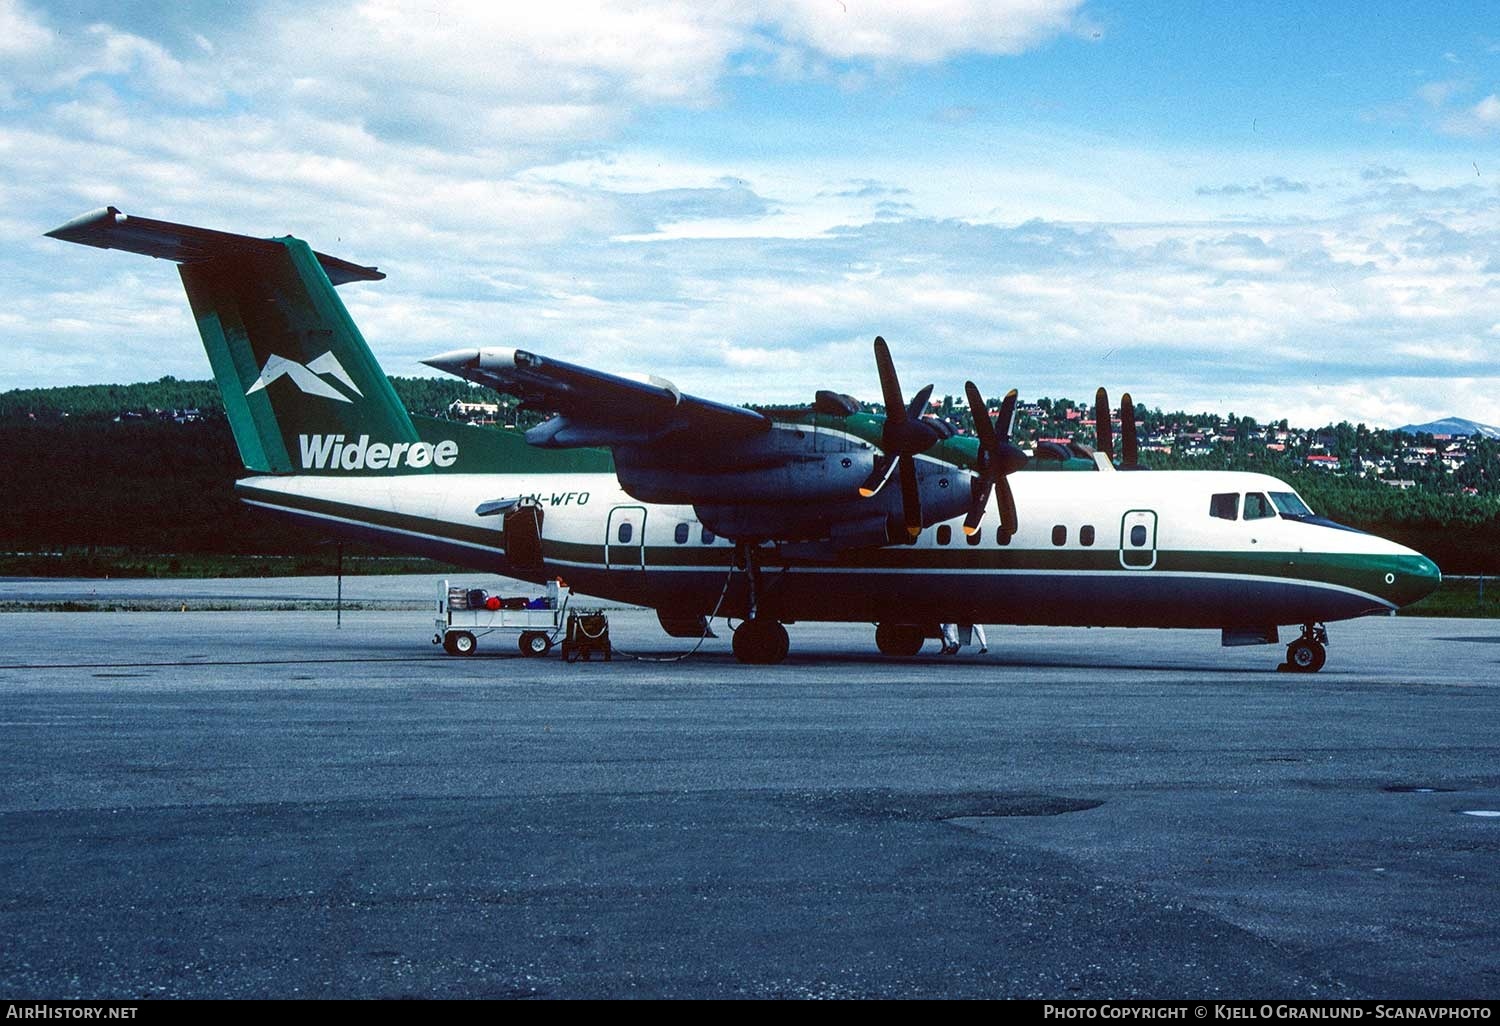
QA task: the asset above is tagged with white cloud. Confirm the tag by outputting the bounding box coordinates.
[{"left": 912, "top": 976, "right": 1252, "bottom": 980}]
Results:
[
  {"left": 1416, "top": 79, "right": 1462, "bottom": 108},
  {"left": 763, "top": 0, "right": 1087, "bottom": 63},
  {"left": 1453, "top": 93, "right": 1500, "bottom": 136},
  {"left": 1476, "top": 94, "right": 1500, "bottom": 120},
  {"left": 6, "top": 0, "right": 1499, "bottom": 433},
  {"left": 0, "top": 0, "right": 50, "bottom": 59}
]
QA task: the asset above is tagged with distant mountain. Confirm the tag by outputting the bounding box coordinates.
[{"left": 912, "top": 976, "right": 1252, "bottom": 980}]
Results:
[{"left": 1395, "top": 417, "right": 1500, "bottom": 439}]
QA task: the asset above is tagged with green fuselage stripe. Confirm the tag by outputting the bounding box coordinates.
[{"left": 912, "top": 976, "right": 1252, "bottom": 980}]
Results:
[{"left": 237, "top": 482, "right": 1411, "bottom": 604}]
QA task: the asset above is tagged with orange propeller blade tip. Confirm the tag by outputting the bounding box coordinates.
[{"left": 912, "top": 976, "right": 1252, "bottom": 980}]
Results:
[
  {"left": 962, "top": 525, "right": 978, "bottom": 536},
  {"left": 858, "top": 487, "right": 876, "bottom": 498}
]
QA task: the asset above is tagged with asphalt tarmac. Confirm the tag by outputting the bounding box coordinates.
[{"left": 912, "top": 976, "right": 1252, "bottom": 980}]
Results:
[{"left": 1, "top": 589, "right": 1498, "bottom": 999}]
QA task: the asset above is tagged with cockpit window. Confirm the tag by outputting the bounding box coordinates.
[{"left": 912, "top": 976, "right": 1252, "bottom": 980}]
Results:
[
  {"left": 1270, "top": 491, "right": 1314, "bottom": 517},
  {"left": 1243, "top": 492, "right": 1276, "bottom": 520},
  {"left": 1209, "top": 493, "right": 1239, "bottom": 520}
]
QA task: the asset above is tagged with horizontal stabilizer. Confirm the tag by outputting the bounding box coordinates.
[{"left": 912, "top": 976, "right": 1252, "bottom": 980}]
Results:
[{"left": 46, "top": 206, "right": 384, "bottom": 286}]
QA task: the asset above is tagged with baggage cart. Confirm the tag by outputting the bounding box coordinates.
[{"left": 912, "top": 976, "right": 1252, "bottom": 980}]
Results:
[{"left": 433, "top": 579, "right": 568, "bottom": 656}]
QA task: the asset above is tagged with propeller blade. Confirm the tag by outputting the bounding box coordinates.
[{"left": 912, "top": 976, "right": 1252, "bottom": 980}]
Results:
[
  {"left": 873, "top": 336, "right": 907, "bottom": 426},
  {"left": 906, "top": 383, "right": 935, "bottom": 422},
  {"left": 898, "top": 455, "right": 922, "bottom": 538},
  {"left": 963, "top": 478, "right": 993, "bottom": 535},
  {"left": 998, "top": 440, "right": 1029, "bottom": 476},
  {"left": 998, "top": 476, "right": 1019, "bottom": 537},
  {"left": 1120, "top": 392, "right": 1139, "bottom": 468},
  {"left": 965, "top": 382, "right": 999, "bottom": 452},
  {"left": 996, "top": 388, "right": 1018, "bottom": 439},
  {"left": 859, "top": 452, "right": 898, "bottom": 498},
  {"left": 1095, "top": 387, "right": 1114, "bottom": 464}
]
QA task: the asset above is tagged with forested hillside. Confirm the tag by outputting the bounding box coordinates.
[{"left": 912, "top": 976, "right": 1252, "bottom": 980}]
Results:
[
  {"left": 0, "top": 375, "right": 491, "bottom": 422},
  {"left": 3, "top": 378, "right": 1497, "bottom": 575}
]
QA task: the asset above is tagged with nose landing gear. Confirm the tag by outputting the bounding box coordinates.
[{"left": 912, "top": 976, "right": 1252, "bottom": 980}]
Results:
[{"left": 1283, "top": 622, "right": 1328, "bottom": 673}]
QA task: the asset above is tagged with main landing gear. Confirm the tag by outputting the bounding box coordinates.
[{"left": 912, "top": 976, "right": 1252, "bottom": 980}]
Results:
[
  {"left": 733, "top": 618, "right": 789, "bottom": 664},
  {"left": 1283, "top": 622, "right": 1329, "bottom": 673},
  {"left": 731, "top": 542, "right": 789, "bottom": 665}
]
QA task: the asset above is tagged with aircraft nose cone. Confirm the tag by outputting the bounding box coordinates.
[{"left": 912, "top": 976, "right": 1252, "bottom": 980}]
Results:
[
  {"left": 420, "top": 348, "right": 479, "bottom": 374},
  {"left": 1390, "top": 552, "right": 1442, "bottom": 609}
]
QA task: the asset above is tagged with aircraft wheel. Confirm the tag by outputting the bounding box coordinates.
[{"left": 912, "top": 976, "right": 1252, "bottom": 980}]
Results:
[
  {"left": 874, "top": 623, "right": 924, "bottom": 657},
  {"left": 733, "top": 619, "right": 789, "bottom": 665},
  {"left": 1286, "top": 638, "right": 1325, "bottom": 673},
  {"left": 447, "top": 631, "right": 477, "bottom": 657},
  {"left": 518, "top": 631, "right": 552, "bottom": 657}
]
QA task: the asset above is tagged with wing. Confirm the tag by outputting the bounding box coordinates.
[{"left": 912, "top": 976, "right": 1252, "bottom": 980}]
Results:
[
  {"left": 423, "top": 347, "right": 770, "bottom": 450},
  {"left": 426, "top": 343, "right": 984, "bottom": 553}
]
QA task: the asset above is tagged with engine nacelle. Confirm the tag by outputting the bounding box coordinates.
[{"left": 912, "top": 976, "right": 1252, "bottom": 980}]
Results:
[{"left": 694, "top": 456, "right": 970, "bottom": 545}]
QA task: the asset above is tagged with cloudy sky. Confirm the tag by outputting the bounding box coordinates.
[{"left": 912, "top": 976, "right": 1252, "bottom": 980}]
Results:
[{"left": 4, "top": 0, "right": 1498, "bottom": 427}]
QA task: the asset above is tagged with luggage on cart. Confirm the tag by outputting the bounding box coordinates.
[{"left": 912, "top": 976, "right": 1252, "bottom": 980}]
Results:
[
  {"left": 434, "top": 579, "right": 568, "bottom": 657},
  {"left": 562, "top": 612, "right": 611, "bottom": 662}
]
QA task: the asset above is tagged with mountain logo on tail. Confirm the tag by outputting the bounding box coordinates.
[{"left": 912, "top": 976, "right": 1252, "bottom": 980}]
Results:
[{"left": 247, "top": 352, "right": 364, "bottom": 403}]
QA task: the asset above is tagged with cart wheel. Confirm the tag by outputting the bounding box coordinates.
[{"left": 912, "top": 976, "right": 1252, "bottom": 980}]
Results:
[
  {"left": 447, "top": 631, "right": 477, "bottom": 656},
  {"left": 519, "top": 631, "right": 553, "bottom": 657}
]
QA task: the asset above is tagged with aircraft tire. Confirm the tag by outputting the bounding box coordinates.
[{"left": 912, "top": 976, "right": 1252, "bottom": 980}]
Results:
[
  {"left": 874, "top": 623, "right": 924, "bottom": 657},
  {"left": 733, "top": 619, "right": 789, "bottom": 665},
  {"left": 1286, "top": 638, "right": 1325, "bottom": 673},
  {"left": 519, "top": 631, "right": 552, "bottom": 657}
]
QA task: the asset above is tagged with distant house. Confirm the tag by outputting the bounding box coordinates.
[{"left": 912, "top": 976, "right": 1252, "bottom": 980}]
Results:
[
  {"left": 1306, "top": 454, "right": 1341, "bottom": 470},
  {"left": 448, "top": 399, "right": 501, "bottom": 424}
]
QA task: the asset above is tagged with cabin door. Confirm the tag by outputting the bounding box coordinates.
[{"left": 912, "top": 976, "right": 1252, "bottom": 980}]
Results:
[
  {"left": 606, "top": 505, "right": 648, "bottom": 571},
  {"left": 1119, "top": 509, "right": 1158, "bottom": 569}
]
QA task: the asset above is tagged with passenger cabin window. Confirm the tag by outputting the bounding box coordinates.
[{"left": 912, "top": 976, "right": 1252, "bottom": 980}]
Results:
[
  {"left": 1244, "top": 492, "right": 1276, "bottom": 520},
  {"left": 1080, "top": 525, "right": 1095, "bottom": 547},
  {"left": 966, "top": 528, "right": 982, "bottom": 546},
  {"left": 674, "top": 523, "right": 689, "bottom": 544},
  {"left": 1130, "top": 525, "right": 1148, "bottom": 547},
  {"left": 701, "top": 527, "right": 715, "bottom": 545},
  {"left": 996, "top": 526, "right": 1012, "bottom": 546},
  {"left": 1051, "top": 525, "right": 1067, "bottom": 546},
  {"left": 1210, "top": 493, "right": 1239, "bottom": 520},
  {"left": 617, "top": 522, "right": 633, "bottom": 543},
  {"left": 936, "top": 525, "right": 952, "bottom": 545}
]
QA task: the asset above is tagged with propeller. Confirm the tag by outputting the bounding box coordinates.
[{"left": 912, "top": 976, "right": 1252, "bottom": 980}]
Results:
[
  {"left": 1119, "top": 392, "right": 1141, "bottom": 469},
  {"left": 858, "top": 336, "right": 950, "bottom": 538},
  {"left": 1094, "top": 387, "right": 1142, "bottom": 469},
  {"left": 963, "top": 382, "right": 1028, "bottom": 537},
  {"left": 1095, "top": 387, "right": 1113, "bottom": 463}
]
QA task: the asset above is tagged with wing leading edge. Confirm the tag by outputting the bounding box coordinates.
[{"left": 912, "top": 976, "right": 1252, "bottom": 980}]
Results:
[{"left": 423, "top": 347, "right": 771, "bottom": 450}]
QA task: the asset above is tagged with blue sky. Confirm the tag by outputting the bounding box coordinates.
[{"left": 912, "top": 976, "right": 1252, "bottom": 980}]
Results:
[{"left": 3, "top": 0, "right": 1497, "bottom": 427}]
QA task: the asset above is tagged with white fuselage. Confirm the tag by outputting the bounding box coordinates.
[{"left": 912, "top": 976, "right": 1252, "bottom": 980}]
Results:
[{"left": 237, "top": 465, "right": 1440, "bottom": 632}]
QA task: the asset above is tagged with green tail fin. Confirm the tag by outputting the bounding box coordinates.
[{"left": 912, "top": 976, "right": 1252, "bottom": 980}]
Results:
[
  {"left": 47, "top": 207, "right": 432, "bottom": 475},
  {"left": 179, "top": 238, "right": 418, "bottom": 473}
]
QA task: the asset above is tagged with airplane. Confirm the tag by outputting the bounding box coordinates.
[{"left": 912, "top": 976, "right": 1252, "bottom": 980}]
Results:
[{"left": 45, "top": 206, "right": 1442, "bottom": 671}]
